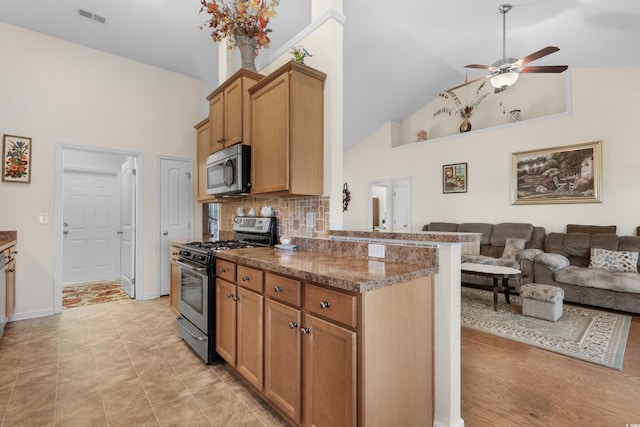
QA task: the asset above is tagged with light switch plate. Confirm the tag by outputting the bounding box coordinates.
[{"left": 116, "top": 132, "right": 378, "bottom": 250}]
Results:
[{"left": 38, "top": 213, "right": 49, "bottom": 224}]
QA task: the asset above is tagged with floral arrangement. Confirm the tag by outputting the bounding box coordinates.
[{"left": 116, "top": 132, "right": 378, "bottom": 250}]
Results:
[
  {"left": 199, "top": 0, "right": 280, "bottom": 53},
  {"left": 290, "top": 45, "right": 312, "bottom": 63},
  {"left": 4, "top": 140, "right": 29, "bottom": 179},
  {"left": 433, "top": 81, "right": 490, "bottom": 120}
]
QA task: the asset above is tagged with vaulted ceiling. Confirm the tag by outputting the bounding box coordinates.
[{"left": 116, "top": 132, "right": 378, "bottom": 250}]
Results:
[{"left": 1, "top": 0, "right": 638, "bottom": 151}]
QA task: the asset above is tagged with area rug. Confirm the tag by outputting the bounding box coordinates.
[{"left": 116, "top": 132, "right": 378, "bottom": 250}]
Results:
[
  {"left": 62, "top": 280, "right": 129, "bottom": 309},
  {"left": 461, "top": 286, "right": 632, "bottom": 370}
]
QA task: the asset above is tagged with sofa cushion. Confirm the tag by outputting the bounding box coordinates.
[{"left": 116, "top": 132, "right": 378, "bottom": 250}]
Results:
[
  {"left": 490, "top": 223, "right": 534, "bottom": 247},
  {"left": 457, "top": 223, "right": 493, "bottom": 245},
  {"left": 589, "top": 248, "right": 639, "bottom": 273},
  {"left": 619, "top": 236, "right": 640, "bottom": 271},
  {"left": 566, "top": 224, "right": 617, "bottom": 234},
  {"left": 424, "top": 222, "right": 458, "bottom": 232},
  {"left": 554, "top": 266, "right": 640, "bottom": 294},
  {"left": 544, "top": 233, "right": 620, "bottom": 267},
  {"left": 501, "top": 238, "right": 525, "bottom": 259},
  {"left": 461, "top": 254, "right": 519, "bottom": 269}
]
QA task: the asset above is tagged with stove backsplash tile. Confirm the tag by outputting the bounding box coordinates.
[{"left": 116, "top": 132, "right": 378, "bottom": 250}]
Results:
[{"left": 218, "top": 196, "right": 330, "bottom": 240}]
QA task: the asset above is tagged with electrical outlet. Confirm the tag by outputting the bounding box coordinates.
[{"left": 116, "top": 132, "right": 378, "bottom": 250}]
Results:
[{"left": 368, "top": 243, "right": 385, "bottom": 259}]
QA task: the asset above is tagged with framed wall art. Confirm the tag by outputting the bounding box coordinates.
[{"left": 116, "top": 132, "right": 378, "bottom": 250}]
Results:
[
  {"left": 511, "top": 140, "right": 601, "bottom": 205},
  {"left": 2, "top": 134, "right": 32, "bottom": 183},
  {"left": 443, "top": 162, "right": 467, "bottom": 193}
]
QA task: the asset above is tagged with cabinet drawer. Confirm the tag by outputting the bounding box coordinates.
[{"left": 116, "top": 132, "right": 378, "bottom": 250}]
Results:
[
  {"left": 265, "top": 273, "right": 302, "bottom": 307},
  {"left": 304, "top": 284, "right": 357, "bottom": 328},
  {"left": 237, "top": 265, "right": 264, "bottom": 293},
  {"left": 216, "top": 259, "right": 236, "bottom": 283}
]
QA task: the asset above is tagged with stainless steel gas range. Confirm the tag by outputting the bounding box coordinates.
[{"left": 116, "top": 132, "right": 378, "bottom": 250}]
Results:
[{"left": 175, "top": 216, "right": 278, "bottom": 364}]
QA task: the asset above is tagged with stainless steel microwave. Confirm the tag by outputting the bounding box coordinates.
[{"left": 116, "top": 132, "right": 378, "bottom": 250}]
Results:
[{"left": 206, "top": 144, "right": 251, "bottom": 197}]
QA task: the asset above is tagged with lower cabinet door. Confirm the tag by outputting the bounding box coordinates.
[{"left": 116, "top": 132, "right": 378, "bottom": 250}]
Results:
[
  {"left": 215, "top": 279, "right": 237, "bottom": 364},
  {"left": 236, "top": 286, "right": 264, "bottom": 390},
  {"left": 303, "top": 314, "right": 356, "bottom": 427},
  {"left": 264, "top": 299, "right": 302, "bottom": 423}
]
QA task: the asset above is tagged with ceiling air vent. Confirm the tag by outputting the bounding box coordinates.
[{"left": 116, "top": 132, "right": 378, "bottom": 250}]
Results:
[{"left": 77, "top": 8, "right": 107, "bottom": 24}]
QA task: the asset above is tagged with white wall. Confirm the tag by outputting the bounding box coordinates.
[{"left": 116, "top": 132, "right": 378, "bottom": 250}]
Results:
[
  {"left": 0, "top": 22, "right": 204, "bottom": 319},
  {"left": 344, "top": 66, "right": 640, "bottom": 236}
]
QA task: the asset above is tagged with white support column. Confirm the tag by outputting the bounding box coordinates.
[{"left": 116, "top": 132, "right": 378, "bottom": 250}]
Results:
[
  {"left": 217, "top": 37, "right": 236, "bottom": 84},
  {"left": 433, "top": 243, "right": 464, "bottom": 427}
]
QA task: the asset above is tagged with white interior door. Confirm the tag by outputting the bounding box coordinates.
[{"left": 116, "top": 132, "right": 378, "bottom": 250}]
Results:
[
  {"left": 63, "top": 170, "right": 119, "bottom": 284},
  {"left": 159, "top": 157, "right": 193, "bottom": 296},
  {"left": 120, "top": 158, "right": 136, "bottom": 298},
  {"left": 393, "top": 184, "right": 410, "bottom": 232}
]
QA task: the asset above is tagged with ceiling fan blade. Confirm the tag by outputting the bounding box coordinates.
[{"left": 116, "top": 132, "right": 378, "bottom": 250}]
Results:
[
  {"left": 464, "top": 64, "right": 499, "bottom": 72},
  {"left": 514, "top": 46, "right": 560, "bottom": 67},
  {"left": 445, "top": 75, "right": 487, "bottom": 92},
  {"left": 520, "top": 65, "right": 568, "bottom": 73}
]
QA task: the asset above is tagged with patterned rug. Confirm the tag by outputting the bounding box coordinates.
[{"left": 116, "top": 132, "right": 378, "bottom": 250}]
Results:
[
  {"left": 461, "top": 286, "right": 632, "bottom": 370},
  {"left": 62, "top": 280, "right": 130, "bottom": 309}
]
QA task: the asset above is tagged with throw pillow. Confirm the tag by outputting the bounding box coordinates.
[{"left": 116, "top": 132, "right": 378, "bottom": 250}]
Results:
[
  {"left": 589, "top": 247, "right": 639, "bottom": 273},
  {"left": 501, "top": 238, "right": 526, "bottom": 259}
]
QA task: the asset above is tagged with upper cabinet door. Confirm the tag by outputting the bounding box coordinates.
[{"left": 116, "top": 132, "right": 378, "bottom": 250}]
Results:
[
  {"left": 206, "top": 69, "right": 263, "bottom": 154},
  {"left": 249, "top": 62, "right": 327, "bottom": 197}
]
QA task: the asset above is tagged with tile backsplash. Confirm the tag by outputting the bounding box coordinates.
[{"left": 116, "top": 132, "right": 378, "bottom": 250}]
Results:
[{"left": 219, "top": 196, "right": 330, "bottom": 239}]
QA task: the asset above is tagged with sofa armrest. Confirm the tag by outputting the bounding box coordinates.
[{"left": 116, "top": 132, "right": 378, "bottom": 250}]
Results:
[
  {"left": 516, "top": 248, "right": 543, "bottom": 262},
  {"left": 534, "top": 252, "right": 570, "bottom": 272}
]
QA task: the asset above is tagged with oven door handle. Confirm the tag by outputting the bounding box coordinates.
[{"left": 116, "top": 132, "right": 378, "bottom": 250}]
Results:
[
  {"left": 176, "top": 260, "right": 208, "bottom": 273},
  {"left": 177, "top": 316, "right": 208, "bottom": 341}
]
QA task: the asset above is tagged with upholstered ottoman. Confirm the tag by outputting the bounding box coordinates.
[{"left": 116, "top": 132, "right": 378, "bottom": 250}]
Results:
[{"left": 520, "top": 283, "right": 564, "bottom": 321}]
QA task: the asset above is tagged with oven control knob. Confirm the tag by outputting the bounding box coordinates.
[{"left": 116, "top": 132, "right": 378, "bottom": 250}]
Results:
[{"left": 197, "top": 255, "right": 205, "bottom": 261}]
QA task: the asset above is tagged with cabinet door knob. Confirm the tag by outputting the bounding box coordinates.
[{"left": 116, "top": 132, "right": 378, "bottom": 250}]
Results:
[
  {"left": 227, "top": 293, "right": 234, "bottom": 299},
  {"left": 289, "top": 321, "right": 298, "bottom": 329},
  {"left": 233, "top": 296, "right": 240, "bottom": 301},
  {"left": 242, "top": 275, "right": 250, "bottom": 281},
  {"left": 300, "top": 327, "right": 311, "bottom": 335},
  {"left": 319, "top": 301, "right": 331, "bottom": 309},
  {"left": 7, "top": 269, "right": 15, "bottom": 273},
  {"left": 274, "top": 286, "right": 283, "bottom": 293}
]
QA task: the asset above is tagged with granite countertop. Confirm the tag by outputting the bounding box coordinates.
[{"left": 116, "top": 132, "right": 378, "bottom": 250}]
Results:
[
  {"left": 0, "top": 231, "right": 17, "bottom": 253},
  {"left": 214, "top": 247, "right": 435, "bottom": 293}
]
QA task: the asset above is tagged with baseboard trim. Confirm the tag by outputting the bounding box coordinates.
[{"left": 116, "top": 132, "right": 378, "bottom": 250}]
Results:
[{"left": 10, "top": 308, "right": 55, "bottom": 321}]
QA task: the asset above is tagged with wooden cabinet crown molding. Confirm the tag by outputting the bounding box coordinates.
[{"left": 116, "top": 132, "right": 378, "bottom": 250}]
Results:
[
  {"left": 248, "top": 61, "right": 326, "bottom": 96},
  {"left": 206, "top": 68, "right": 264, "bottom": 101}
]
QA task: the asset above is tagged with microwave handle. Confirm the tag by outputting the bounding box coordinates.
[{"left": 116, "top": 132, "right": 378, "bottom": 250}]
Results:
[{"left": 223, "top": 158, "right": 235, "bottom": 187}]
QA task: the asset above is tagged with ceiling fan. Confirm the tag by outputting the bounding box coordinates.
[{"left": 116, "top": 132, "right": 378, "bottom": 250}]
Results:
[{"left": 448, "top": 4, "right": 568, "bottom": 92}]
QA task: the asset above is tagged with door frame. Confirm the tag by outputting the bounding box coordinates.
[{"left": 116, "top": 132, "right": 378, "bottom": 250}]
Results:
[
  {"left": 54, "top": 143, "right": 144, "bottom": 313},
  {"left": 156, "top": 155, "right": 194, "bottom": 297},
  {"left": 367, "top": 176, "right": 412, "bottom": 232}
]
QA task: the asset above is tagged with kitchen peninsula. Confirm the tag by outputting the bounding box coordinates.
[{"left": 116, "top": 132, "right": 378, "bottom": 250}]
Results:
[{"left": 212, "top": 231, "right": 476, "bottom": 427}]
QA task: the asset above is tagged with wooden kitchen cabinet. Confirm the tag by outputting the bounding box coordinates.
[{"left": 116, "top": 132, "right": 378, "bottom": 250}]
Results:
[
  {"left": 215, "top": 262, "right": 264, "bottom": 390},
  {"left": 207, "top": 69, "right": 263, "bottom": 153},
  {"left": 194, "top": 117, "right": 213, "bottom": 202},
  {"left": 169, "top": 243, "right": 180, "bottom": 315},
  {"left": 2, "top": 242, "right": 16, "bottom": 332},
  {"left": 303, "top": 313, "right": 356, "bottom": 427},
  {"left": 249, "top": 61, "right": 326, "bottom": 196}
]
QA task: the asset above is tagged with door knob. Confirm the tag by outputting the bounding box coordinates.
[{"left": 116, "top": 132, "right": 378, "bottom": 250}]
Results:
[{"left": 162, "top": 231, "right": 168, "bottom": 236}]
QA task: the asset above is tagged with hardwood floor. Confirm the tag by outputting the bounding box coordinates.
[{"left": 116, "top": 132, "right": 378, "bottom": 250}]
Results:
[{"left": 461, "top": 313, "right": 640, "bottom": 426}]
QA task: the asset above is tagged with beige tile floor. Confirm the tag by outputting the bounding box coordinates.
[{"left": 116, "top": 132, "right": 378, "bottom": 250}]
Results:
[{"left": 0, "top": 297, "right": 291, "bottom": 426}]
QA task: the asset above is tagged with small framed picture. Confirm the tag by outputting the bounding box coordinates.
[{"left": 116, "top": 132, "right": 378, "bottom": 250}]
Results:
[
  {"left": 2, "top": 134, "right": 32, "bottom": 183},
  {"left": 443, "top": 162, "right": 467, "bottom": 193}
]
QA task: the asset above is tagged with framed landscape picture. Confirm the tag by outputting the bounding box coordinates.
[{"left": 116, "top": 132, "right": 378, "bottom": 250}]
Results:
[
  {"left": 443, "top": 162, "right": 467, "bottom": 193},
  {"left": 511, "top": 141, "right": 601, "bottom": 205},
  {"left": 3, "top": 135, "right": 32, "bottom": 183}
]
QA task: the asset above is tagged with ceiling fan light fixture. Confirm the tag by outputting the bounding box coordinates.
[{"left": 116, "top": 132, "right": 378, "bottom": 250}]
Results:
[{"left": 490, "top": 71, "right": 519, "bottom": 89}]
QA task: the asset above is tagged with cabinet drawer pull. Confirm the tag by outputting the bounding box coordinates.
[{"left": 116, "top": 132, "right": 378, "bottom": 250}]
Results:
[
  {"left": 218, "top": 267, "right": 226, "bottom": 273},
  {"left": 319, "top": 301, "right": 331, "bottom": 309},
  {"left": 242, "top": 275, "right": 250, "bottom": 281},
  {"left": 289, "top": 321, "right": 298, "bottom": 329},
  {"left": 300, "top": 327, "right": 311, "bottom": 335},
  {"left": 274, "top": 286, "right": 283, "bottom": 293}
]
